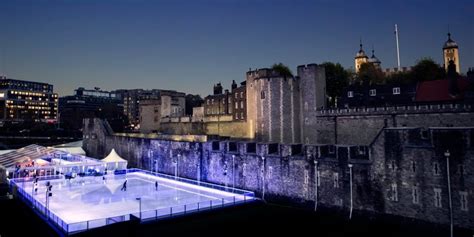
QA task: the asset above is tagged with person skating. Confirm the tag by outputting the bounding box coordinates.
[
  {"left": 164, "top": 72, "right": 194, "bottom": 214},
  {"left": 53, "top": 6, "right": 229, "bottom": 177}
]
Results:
[
  {"left": 121, "top": 179, "right": 128, "bottom": 191},
  {"left": 155, "top": 181, "right": 158, "bottom": 191}
]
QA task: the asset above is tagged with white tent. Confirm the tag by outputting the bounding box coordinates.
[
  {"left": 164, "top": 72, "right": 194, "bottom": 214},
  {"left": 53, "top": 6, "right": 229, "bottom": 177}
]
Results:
[{"left": 102, "top": 149, "right": 128, "bottom": 171}]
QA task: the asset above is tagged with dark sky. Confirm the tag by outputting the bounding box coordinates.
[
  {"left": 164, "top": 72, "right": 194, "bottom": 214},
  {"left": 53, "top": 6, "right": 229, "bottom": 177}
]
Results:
[{"left": 1, "top": 0, "right": 472, "bottom": 97}]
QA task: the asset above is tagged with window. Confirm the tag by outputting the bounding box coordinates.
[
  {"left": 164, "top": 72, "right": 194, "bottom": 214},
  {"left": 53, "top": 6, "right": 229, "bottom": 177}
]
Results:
[
  {"left": 236, "top": 113, "right": 239, "bottom": 119},
  {"left": 261, "top": 90, "right": 265, "bottom": 99},
  {"left": 304, "top": 170, "right": 309, "bottom": 185},
  {"left": 304, "top": 102, "right": 308, "bottom": 110},
  {"left": 241, "top": 112, "right": 244, "bottom": 119},
  {"left": 317, "top": 171, "right": 321, "bottom": 186},
  {"left": 333, "top": 173, "right": 339, "bottom": 188},
  {"left": 412, "top": 185, "right": 419, "bottom": 204},
  {"left": 347, "top": 91, "right": 354, "bottom": 98},
  {"left": 328, "top": 146, "right": 335, "bottom": 154},
  {"left": 240, "top": 101, "right": 244, "bottom": 108},
  {"left": 240, "top": 92, "right": 243, "bottom": 98},
  {"left": 460, "top": 191, "right": 468, "bottom": 211},
  {"left": 211, "top": 99, "right": 214, "bottom": 104},
  {"left": 411, "top": 161, "right": 416, "bottom": 173},
  {"left": 268, "top": 166, "right": 273, "bottom": 178},
  {"left": 235, "top": 102, "right": 238, "bottom": 109},
  {"left": 207, "top": 99, "right": 210, "bottom": 105},
  {"left": 434, "top": 188, "right": 442, "bottom": 208},
  {"left": 235, "top": 93, "right": 238, "bottom": 99},
  {"left": 369, "top": 89, "right": 376, "bottom": 96},
  {"left": 391, "top": 183, "right": 398, "bottom": 202},
  {"left": 393, "top": 87, "right": 401, "bottom": 95},
  {"left": 222, "top": 99, "right": 225, "bottom": 104},
  {"left": 433, "top": 162, "right": 440, "bottom": 176}
]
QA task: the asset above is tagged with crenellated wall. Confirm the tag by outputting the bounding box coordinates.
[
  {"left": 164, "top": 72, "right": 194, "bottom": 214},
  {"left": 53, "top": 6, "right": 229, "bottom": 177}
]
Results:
[{"left": 83, "top": 118, "right": 474, "bottom": 230}]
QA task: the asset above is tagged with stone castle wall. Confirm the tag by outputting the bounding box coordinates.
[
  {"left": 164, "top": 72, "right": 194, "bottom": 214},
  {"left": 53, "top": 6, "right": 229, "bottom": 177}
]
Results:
[{"left": 83, "top": 118, "right": 473, "bottom": 230}]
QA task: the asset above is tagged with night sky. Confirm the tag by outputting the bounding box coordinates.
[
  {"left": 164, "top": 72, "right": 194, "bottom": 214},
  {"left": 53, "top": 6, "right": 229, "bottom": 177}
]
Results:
[{"left": 0, "top": 0, "right": 472, "bottom": 97}]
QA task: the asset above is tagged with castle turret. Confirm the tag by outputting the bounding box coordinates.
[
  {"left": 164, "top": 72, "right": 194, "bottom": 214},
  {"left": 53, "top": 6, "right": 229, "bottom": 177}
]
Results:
[
  {"left": 443, "top": 32, "right": 460, "bottom": 73},
  {"left": 355, "top": 40, "right": 369, "bottom": 73}
]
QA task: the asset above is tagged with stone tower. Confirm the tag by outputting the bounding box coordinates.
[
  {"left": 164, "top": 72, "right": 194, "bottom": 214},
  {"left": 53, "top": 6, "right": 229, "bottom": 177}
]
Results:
[
  {"left": 443, "top": 32, "right": 460, "bottom": 73},
  {"left": 298, "top": 64, "right": 326, "bottom": 144}
]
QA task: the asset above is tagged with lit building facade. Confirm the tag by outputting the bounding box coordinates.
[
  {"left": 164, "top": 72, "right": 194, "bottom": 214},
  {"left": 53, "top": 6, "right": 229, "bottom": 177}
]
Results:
[{"left": 0, "top": 76, "right": 58, "bottom": 122}]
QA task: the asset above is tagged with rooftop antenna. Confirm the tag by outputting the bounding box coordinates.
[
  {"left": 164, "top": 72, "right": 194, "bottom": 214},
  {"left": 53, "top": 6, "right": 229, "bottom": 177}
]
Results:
[{"left": 394, "top": 24, "right": 401, "bottom": 70}]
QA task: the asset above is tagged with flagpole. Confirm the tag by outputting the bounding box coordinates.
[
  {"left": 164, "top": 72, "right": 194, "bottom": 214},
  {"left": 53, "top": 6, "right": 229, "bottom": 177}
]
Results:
[{"left": 395, "top": 24, "right": 401, "bottom": 70}]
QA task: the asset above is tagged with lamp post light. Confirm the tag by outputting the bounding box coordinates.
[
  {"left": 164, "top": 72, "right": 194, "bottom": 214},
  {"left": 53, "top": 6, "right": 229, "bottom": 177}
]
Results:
[
  {"left": 261, "top": 156, "right": 266, "bottom": 201},
  {"left": 348, "top": 163, "right": 353, "bottom": 220},
  {"left": 136, "top": 197, "right": 142, "bottom": 220},
  {"left": 174, "top": 154, "right": 180, "bottom": 180},
  {"left": 232, "top": 155, "right": 235, "bottom": 191},
  {"left": 445, "top": 150, "right": 453, "bottom": 237},
  {"left": 46, "top": 183, "right": 52, "bottom": 220},
  {"left": 314, "top": 159, "right": 318, "bottom": 212}
]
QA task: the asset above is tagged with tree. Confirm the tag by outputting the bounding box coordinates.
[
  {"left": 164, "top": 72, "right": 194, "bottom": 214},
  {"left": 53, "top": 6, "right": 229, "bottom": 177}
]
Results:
[
  {"left": 357, "top": 63, "right": 385, "bottom": 85},
  {"left": 321, "top": 62, "right": 350, "bottom": 107},
  {"left": 185, "top": 94, "right": 204, "bottom": 115},
  {"left": 271, "top": 63, "right": 293, "bottom": 78},
  {"left": 411, "top": 58, "right": 446, "bottom": 82}
]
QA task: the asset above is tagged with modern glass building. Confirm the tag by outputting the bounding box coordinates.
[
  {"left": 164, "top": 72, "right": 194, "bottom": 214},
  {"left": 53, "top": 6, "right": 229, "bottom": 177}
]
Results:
[{"left": 0, "top": 76, "right": 58, "bottom": 123}]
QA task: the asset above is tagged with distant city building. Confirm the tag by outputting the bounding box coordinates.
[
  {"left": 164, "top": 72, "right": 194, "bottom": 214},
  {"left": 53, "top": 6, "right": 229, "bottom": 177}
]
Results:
[
  {"left": 0, "top": 76, "right": 58, "bottom": 123},
  {"left": 115, "top": 89, "right": 185, "bottom": 128},
  {"left": 443, "top": 32, "right": 460, "bottom": 73},
  {"left": 136, "top": 90, "right": 185, "bottom": 132},
  {"left": 139, "top": 99, "right": 161, "bottom": 133},
  {"left": 59, "top": 87, "right": 125, "bottom": 131},
  {"left": 231, "top": 80, "right": 246, "bottom": 121},
  {"left": 204, "top": 83, "right": 233, "bottom": 116},
  {"left": 114, "top": 89, "right": 159, "bottom": 127}
]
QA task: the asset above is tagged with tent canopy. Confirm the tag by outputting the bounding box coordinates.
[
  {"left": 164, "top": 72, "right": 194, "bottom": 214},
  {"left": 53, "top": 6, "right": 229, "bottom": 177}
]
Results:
[{"left": 102, "top": 149, "right": 127, "bottom": 163}]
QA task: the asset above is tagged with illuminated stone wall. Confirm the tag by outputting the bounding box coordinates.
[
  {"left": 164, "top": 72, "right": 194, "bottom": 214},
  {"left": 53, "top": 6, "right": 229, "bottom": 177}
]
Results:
[{"left": 83, "top": 118, "right": 473, "bottom": 230}]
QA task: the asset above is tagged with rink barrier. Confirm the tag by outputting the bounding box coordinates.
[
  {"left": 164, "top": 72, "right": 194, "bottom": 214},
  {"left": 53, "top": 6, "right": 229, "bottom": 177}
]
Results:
[{"left": 9, "top": 169, "right": 256, "bottom": 234}]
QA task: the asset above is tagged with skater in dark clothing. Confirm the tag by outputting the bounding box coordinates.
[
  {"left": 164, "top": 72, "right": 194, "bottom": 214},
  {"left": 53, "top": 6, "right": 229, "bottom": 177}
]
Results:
[
  {"left": 121, "top": 179, "right": 128, "bottom": 191},
  {"left": 155, "top": 181, "right": 158, "bottom": 191}
]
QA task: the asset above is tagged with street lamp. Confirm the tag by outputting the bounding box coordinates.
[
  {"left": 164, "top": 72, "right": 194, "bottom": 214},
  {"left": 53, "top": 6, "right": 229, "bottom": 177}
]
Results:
[
  {"left": 46, "top": 183, "right": 53, "bottom": 220},
  {"left": 261, "top": 156, "right": 265, "bottom": 201},
  {"left": 444, "top": 150, "right": 453, "bottom": 237},
  {"left": 313, "top": 159, "right": 318, "bottom": 212},
  {"left": 136, "top": 197, "right": 142, "bottom": 219},
  {"left": 232, "top": 155, "right": 235, "bottom": 191},
  {"left": 348, "top": 163, "right": 353, "bottom": 220}
]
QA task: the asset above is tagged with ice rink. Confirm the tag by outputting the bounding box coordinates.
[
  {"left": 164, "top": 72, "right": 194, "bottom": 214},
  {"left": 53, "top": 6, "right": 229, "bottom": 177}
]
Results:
[{"left": 15, "top": 170, "right": 253, "bottom": 232}]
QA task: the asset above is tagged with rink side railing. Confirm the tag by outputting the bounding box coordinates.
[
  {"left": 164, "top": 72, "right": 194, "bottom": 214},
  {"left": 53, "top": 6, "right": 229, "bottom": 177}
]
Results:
[{"left": 9, "top": 169, "right": 255, "bottom": 235}]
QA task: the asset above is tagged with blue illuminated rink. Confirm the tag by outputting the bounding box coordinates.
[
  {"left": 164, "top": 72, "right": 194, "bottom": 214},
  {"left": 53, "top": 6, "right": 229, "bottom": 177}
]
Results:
[{"left": 13, "top": 170, "right": 254, "bottom": 233}]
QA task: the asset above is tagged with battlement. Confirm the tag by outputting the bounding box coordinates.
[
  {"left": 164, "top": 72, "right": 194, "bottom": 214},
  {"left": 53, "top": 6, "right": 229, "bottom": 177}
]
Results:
[
  {"left": 318, "top": 103, "right": 473, "bottom": 116},
  {"left": 246, "top": 68, "right": 289, "bottom": 79}
]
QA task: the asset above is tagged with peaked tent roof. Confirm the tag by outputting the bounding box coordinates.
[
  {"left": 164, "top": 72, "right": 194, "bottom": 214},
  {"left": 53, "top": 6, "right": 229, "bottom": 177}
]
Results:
[
  {"left": 102, "top": 149, "right": 127, "bottom": 163},
  {"left": 0, "top": 144, "right": 62, "bottom": 169}
]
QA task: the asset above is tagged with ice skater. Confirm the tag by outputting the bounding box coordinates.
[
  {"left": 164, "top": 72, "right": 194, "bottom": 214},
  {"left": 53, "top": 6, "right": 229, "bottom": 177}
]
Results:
[
  {"left": 102, "top": 176, "right": 106, "bottom": 184},
  {"left": 121, "top": 179, "right": 127, "bottom": 191},
  {"left": 155, "top": 181, "right": 158, "bottom": 191}
]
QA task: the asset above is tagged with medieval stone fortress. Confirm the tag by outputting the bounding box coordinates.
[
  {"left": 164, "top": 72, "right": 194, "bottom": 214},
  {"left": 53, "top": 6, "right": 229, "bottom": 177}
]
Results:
[{"left": 81, "top": 32, "right": 474, "bottom": 231}]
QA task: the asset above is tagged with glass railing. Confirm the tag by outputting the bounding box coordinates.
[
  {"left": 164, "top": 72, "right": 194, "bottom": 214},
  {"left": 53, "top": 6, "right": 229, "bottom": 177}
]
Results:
[{"left": 10, "top": 169, "right": 255, "bottom": 234}]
